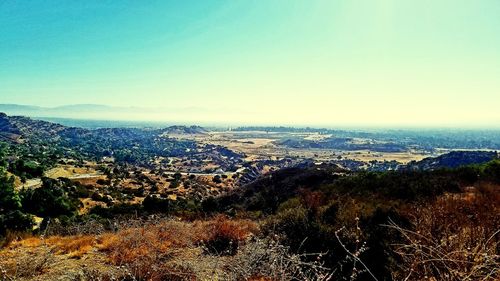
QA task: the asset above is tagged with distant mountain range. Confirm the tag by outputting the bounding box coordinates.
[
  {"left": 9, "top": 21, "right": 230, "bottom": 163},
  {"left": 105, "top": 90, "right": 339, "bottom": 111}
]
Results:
[
  {"left": 0, "top": 104, "right": 148, "bottom": 119},
  {"left": 0, "top": 104, "right": 246, "bottom": 126}
]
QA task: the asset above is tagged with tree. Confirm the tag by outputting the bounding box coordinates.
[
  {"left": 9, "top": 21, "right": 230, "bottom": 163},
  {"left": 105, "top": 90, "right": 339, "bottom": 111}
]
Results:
[
  {"left": 0, "top": 143, "right": 33, "bottom": 235},
  {"left": 143, "top": 194, "right": 170, "bottom": 212},
  {"left": 0, "top": 173, "right": 20, "bottom": 212},
  {"left": 21, "top": 178, "right": 79, "bottom": 218},
  {"left": 213, "top": 175, "right": 222, "bottom": 184},
  {"left": 0, "top": 142, "right": 21, "bottom": 212},
  {"left": 10, "top": 159, "right": 44, "bottom": 179},
  {"left": 0, "top": 210, "right": 33, "bottom": 235},
  {"left": 482, "top": 159, "right": 500, "bottom": 182},
  {"left": 201, "top": 196, "right": 219, "bottom": 214},
  {"left": 0, "top": 142, "right": 8, "bottom": 168}
]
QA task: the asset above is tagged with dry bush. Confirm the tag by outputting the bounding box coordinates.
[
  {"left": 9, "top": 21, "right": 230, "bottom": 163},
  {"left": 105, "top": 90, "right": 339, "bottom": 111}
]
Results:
[
  {"left": 96, "top": 216, "right": 257, "bottom": 280},
  {"left": 45, "top": 217, "right": 109, "bottom": 236},
  {"left": 94, "top": 216, "right": 332, "bottom": 280},
  {"left": 334, "top": 219, "right": 380, "bottom": 281},
  {"left": 162, "top": 236, "right": 333, "bottom": 280},
  {"left": 247, "top": 277, "right": 273, "bottom": 281},
  {"left": 197, "top": 215, "right": 258, "bottom": 255},
  {"left": 224, "top": 237, "right": 333, "bottom": 280},
  {"left": 0, "top": 216, "right": 335, "bottom": 280},
  {"left": 390, "top": 192, "right": 500, "bottom": 281},
  {"left": 298, "top": 189, "right": 326, "bottom": 214},
  {"left": 475, "top": 182, "right": 500, "bottom": 203},
  {"left": 97, "top": 219, "right": 197, "bottom": 280}
]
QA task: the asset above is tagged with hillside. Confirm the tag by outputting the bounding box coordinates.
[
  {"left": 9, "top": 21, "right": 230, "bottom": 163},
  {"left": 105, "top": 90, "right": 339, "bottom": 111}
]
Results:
[
  {"left": 160, "top": 125, "right": 207, "bottom": 135},
  {"left": 0, "top": 112, "right": 206, "bottom": 141},
  {"left": 0, "top": 113, "right": 22, "bottom": 142},
  {"left": 0, "top": 113, "right": 203, "bottom": 163},
  {"left": 0, "top": 114, "right": 499, "bottom": 280},
  {"left": 1, "top": 159, "right": 498, "bottom": 280},
  {"left": 0, "top": 112, "right": 69, "bottom": 142},
  {"left": 405, "top": 150, "right": 499, "bottom": 170}
]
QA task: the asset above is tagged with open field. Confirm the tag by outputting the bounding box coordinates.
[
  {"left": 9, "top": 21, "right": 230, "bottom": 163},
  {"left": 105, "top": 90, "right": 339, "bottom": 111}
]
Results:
[
  {"left": 45, "top": 164, "right": 100, "bottom": 180},
  {"left": 178, "top": 130, "right": 430, "bottom": 164}
]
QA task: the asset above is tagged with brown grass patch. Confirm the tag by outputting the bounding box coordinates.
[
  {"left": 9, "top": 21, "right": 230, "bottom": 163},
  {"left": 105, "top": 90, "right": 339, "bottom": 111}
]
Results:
[
  {"left": 17, "top": 237, "right": 42, "bottom": 248},
  {"left": 45, "top": 235, "right": 95, "bottom": 258}
]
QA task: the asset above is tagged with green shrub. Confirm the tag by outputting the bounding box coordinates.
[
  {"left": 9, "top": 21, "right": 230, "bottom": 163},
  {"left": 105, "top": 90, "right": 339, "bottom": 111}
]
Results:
[
  {"left": 0, "top": 170, "right": 33, "bottom": 236},
  {"left": 89, "top": 203, "right": 142, "bottom": 219},
  {"left": 21, "top": 178, "right": 79, "bottom": 218},
  {"left": 482, "top": 159, "right": 500, "bottom": 182},
  {"left": 9, "top": 159, "right": 45, "bottom": 179},
  {"left": 0, "top": 174, "right": 21, "bottom": 212},
  {"left": 143, "top": 195, "right": 170, "bottom": 212},
  {"left": 201, "top": 196, "right": 219, "bottom": 214}
]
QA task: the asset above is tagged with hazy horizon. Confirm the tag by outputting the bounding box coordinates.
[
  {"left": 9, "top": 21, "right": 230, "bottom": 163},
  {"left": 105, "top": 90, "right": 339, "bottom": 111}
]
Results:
[
  {"left": 2, "top": 1, "right": 500, "bottom": 127},
  {"left": 2, "top": 103, "right": 500, "bottom": 130}
]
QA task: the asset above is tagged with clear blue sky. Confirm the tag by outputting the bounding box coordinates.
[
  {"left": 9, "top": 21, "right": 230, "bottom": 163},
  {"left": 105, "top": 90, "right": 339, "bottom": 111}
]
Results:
[{"left": 1, "top": 1, "right": 500, "bottom": 127}]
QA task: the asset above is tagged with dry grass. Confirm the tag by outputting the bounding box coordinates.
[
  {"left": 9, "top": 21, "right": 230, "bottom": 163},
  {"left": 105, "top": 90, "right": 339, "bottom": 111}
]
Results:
[
  {"left": 0, "top": 231, "right": 36, "bottom": 248},
  {"left": 0, "top": 246, "right": 55, "bottom": 279},
  {"left": 45, "top": 235, "right": 95, "bottom": 258},
  {"left": 390, "top": 191, "right": 500, "bottom": 281},
  {"left": 16, "top": 237, "right": 42, "bottom": 248},
  {"left": 96, "top": 219, "right": 200, "bottom": 280},
  {"left": 95, "top": 233, "right": 120, "bottom": 251},
  {"left": 93, "top": 216, "right": 258, "bottom": 280},
  {"left": 0, "top": 216, "right": 335, "bottom": 281},
  {"left": 90, "top": 216, "right": 330, "bottom": 280}
]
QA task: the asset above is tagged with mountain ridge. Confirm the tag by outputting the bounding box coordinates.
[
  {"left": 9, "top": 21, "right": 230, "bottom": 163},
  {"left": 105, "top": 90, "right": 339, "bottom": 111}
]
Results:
[{"left": 0, "top": 112, "right": 207, "bottom": 142}]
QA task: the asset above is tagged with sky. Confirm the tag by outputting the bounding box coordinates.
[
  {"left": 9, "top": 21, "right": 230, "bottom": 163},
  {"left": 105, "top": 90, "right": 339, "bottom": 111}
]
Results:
[{"left": 1, "top": 0, "right": 500, "bottom": 127}]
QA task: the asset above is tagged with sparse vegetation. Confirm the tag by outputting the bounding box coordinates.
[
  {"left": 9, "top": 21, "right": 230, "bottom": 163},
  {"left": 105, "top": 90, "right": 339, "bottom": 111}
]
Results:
[{"left": 0, "top": 115, "right": 498, "bottom": 280}]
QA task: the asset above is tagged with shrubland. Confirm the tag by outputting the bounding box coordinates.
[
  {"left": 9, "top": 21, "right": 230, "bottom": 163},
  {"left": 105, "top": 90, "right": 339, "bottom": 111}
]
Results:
[{"left": 0, "top": 146, "right": 499, "bottom": 280}]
